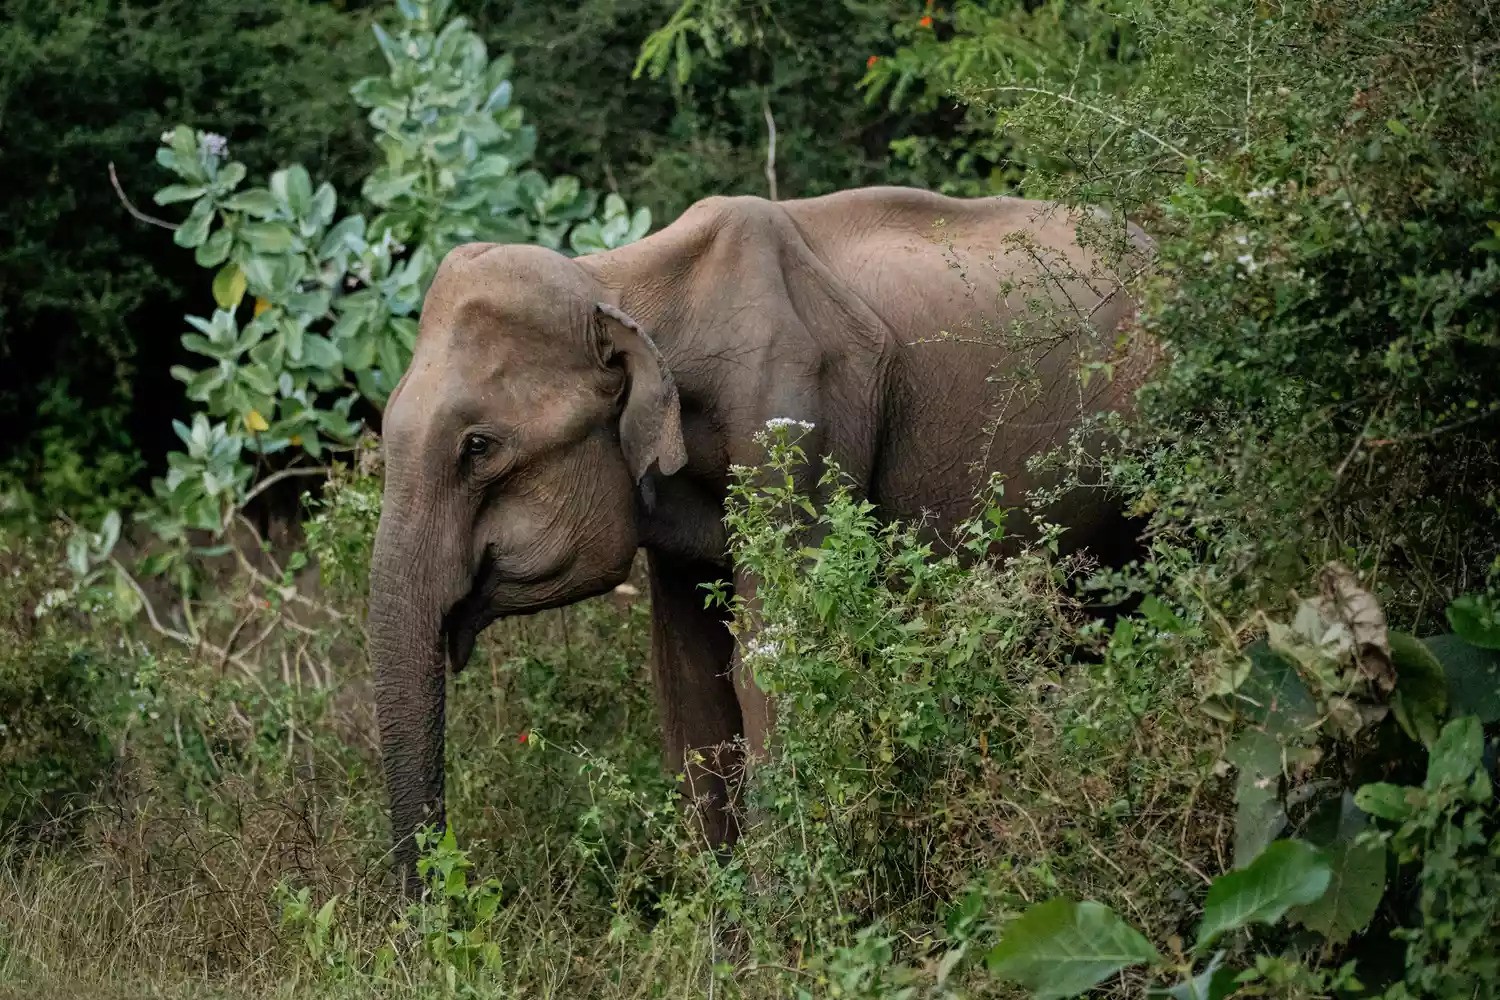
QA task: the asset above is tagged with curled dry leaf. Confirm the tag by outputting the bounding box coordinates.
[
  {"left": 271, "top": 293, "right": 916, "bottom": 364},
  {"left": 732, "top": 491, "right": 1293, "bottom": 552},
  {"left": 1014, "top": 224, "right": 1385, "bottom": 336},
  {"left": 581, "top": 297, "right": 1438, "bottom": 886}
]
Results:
[{"left": 1312, "top": 562, "right": 1395, "bottom": 696}]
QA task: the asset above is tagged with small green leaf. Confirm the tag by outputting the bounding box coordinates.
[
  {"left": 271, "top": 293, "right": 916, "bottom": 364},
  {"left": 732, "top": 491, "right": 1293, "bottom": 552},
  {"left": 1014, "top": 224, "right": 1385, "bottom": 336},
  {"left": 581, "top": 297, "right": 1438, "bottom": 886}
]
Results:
[
  {"left": 1194, "top": 840, "right": 1330, "bottom": 952},
  {"left": 212, "top": 264, "right": 248, "bottom": 310},
  {"left": 986, "top": 899, "right": 1160, "bottom": 1000},
  {"left": 1355, "top": 782, "right": 1416, "bottom": 822},
  {"left": 173, "top": 199, "right": 214, "bottom": 249},
  {"left": 154, "top": 183, "right": 206, "bottom": 205},
  {"left": 1425, "top": 715, "right": 1483, "bottom": 790},
  {"left": 240, "top": 223, "right": 299, "bottom": 254},
  {"left": 195, "top": 228, "right": 233, "bottom": 267},
  {"left": 222, "top": 188, "right": 280, "bottom": 218}
]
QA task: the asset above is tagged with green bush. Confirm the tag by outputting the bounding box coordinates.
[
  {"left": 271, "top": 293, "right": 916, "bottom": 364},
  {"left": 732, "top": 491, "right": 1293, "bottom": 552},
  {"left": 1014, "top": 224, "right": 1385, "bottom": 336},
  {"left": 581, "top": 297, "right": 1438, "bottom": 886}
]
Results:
[
  {"left": 0, "top": 528, "right": 114, "bottom": 835},
  {"left": 137, "top": 0, "right": 653, "bottom": 552},
  {"left": 916, "top": 0, "right": 1500, "bottom": 621}
]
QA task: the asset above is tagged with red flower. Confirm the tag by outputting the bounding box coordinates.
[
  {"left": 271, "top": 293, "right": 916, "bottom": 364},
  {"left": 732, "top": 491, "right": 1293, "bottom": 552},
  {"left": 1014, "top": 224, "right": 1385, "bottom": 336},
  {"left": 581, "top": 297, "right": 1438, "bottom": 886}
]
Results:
[
  {"left": 919, "top": 14, "right": 933, "bottom": 28},
  {"left": 866, "top": 55, "right": 878, "bottom": 69},
  {"left": 516, "top": 730, "right": 529, "bottom": 744}
]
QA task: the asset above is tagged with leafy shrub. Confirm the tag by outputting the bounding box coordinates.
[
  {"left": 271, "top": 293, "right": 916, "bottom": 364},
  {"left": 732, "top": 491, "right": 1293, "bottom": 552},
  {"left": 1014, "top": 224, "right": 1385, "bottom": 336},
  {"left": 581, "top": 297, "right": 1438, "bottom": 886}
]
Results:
[
  {"left": 140, "top": 0, "right": 652, "bottom": 549},
  {"left": 920, "top": 0, "right": 1500, "bottom": 622},
  {"left": 0, "top": 528, "right": 115, "bottom": 835}
]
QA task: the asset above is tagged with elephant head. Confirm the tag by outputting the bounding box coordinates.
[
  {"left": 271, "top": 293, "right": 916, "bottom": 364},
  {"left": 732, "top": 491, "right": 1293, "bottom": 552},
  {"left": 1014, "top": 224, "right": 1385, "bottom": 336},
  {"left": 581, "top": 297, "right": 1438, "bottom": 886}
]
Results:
[{"left": 366, "top": 243, "right": 685, "bottom": 888}]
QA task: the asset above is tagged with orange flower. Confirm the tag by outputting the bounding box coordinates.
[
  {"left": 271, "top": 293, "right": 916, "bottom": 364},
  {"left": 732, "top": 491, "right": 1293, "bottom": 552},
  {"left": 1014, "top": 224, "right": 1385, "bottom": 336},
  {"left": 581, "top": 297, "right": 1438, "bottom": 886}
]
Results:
[
  {"left": 919, "top": 14, "right": 933, "bottom": 28},
  {"left": 866, "top": 54, "right": 878, "bottom": 69}
]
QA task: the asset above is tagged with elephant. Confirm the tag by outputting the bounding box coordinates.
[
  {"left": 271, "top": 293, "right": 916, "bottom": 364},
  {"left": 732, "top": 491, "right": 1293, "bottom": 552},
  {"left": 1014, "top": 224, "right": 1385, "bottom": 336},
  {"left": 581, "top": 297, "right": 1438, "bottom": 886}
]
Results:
[{"left": 366, "top": 185, "right": 1158, "bottom": 887}]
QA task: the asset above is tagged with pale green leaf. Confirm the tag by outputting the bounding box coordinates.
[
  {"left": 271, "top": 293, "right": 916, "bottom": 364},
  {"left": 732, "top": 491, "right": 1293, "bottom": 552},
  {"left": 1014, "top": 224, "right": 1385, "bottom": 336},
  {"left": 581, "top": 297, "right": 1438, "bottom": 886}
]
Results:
[
  {"left": 986, "top": 899, "right": 1160, "bottom": 1000},
  {"left": 1194, "top": 840, "right": 1330, "bottom": 952}
]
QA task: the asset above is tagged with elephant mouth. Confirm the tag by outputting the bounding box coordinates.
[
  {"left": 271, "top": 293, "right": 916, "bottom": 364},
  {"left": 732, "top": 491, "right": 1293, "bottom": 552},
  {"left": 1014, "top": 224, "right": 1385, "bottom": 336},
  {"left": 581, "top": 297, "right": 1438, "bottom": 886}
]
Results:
[{"left": 439, "top": 552, "right": 584, "bottom": 673}]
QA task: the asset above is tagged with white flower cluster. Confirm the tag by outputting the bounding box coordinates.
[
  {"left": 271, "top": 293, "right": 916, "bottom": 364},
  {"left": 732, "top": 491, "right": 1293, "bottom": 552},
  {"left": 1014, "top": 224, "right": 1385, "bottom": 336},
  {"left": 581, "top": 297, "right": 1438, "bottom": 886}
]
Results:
[
  {"left": 32, "top": 587, "right": 70, "bottom": 619},
  {"left": 765, "top": 417, "right": 815, "bottom": 432},
  {"left": 1245, "top": 184, "right": 1278, "bottom": 201}
]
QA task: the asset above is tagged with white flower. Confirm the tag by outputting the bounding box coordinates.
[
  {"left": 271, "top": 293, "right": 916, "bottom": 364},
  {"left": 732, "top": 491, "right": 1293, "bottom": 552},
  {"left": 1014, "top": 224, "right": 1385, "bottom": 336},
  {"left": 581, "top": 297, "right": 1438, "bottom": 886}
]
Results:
[
  {"left": 1236, "top": 253, "right": 1260, "bottom": 273},
  {"left": 33, "top": 588, "right": 70, "bottom": 619},
  {"left": 199, "top": 132, "right": 229, "bottom": 159},
  {"left": 1234, "top": 234, "right": 1250, "bottom": 246},
  {"left": 1201, "top": 251, "right": 1216, "bottom": 263},
  {"left": 765, "top": 417, "right": 815, "bottom": 432},
  {"left": 744, "top": 637, "right": 781, "bottom": 660},
  {"left": 159, "top": 130, "right": 174, "bottom": 145},
  {"left": 1245, "top": 185, "right": 1277, "bottom": 201}
]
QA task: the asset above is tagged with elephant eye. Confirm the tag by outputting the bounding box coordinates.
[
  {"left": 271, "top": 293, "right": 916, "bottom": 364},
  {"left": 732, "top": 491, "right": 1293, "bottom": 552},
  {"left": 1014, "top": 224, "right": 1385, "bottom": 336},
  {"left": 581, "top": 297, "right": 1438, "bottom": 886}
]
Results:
[{"left": 462, "top": 434, "right": 491, "bottom": 459}]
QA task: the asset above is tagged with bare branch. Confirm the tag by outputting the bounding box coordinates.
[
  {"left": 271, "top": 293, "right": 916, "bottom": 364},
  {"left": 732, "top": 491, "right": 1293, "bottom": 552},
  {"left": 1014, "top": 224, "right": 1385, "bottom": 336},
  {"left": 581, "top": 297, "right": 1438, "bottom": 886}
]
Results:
[
  {"left": 234, "top": 465, "right": 331, "bottom": 516},
  {"left": 108, "top": 161, "right": 181, "bottom": 231}
]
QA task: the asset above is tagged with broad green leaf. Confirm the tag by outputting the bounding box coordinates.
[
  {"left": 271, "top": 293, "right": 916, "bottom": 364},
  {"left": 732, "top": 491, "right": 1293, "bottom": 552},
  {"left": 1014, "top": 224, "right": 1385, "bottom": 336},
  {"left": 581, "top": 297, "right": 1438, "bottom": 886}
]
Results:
[
  {"left": 1354, "top": 782, "right": 1414, "bottom": 821},
  {"left": 1425, "top": 715, "right": 1483, "bottom": 790},
  {"left": 212, "top": 264, "right": 248, "bottom": 310},
  {"left": 1446, "top": 595, "right": 1500, "bottom": 649},
  {"left": 1235, "top": 641, "right": 1318, "bottom": 736},
  {"left": 985, "top": 899, "right": 1160, "bottom": 1000},
  {"left": 222, "top": 188, "right": 280, "bottom": 218},
  {"left": 1423, "top": 634, "right": 1500, "bottom": 722},
  {"left": 195, "top": 228, "right": 233, "bottom": 268},
  {"left": 1389, "top": 631, "right": 1447, "bottom": 745},
  {"left": 1194, "top": 840, "right": 1330, "bottom": 952},
  {"left": 1288, "top": 804, "right": 1384, "bottom": 943},
  {"left": 272, "top": 165, "right": 313, "bottom": 217},
  {"left": 240, "top": 223, "right": 299, "bottom": 254},
  {"left": 1228, "top": 729, "right": 1286, "bottom": 867},
  {"left": 216, "top": 161, "right": 246, "bottom": 190},
  {"left": 1148, "top": 952, "right": 1237, "bottom": 1000},
  {"left": 173, "top": 199, "right": 214, "bottom": 249},
  {"left": 154, "top": 183, "right": 206, "bottom": 205}
]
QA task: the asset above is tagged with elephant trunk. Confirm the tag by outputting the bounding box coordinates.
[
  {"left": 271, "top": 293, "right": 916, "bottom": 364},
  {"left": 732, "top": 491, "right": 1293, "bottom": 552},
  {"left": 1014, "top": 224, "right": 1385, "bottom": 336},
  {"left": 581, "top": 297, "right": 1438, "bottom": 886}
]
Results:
[{"left": 367, "top": 517, "right": 454, "bottom": 894}]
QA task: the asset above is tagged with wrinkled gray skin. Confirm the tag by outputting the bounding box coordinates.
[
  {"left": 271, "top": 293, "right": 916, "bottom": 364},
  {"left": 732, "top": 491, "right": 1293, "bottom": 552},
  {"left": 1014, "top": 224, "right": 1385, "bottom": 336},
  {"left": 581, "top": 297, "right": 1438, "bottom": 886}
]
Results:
[{"left": 368, "top": 186, "right": 1157, "bottom": 889}]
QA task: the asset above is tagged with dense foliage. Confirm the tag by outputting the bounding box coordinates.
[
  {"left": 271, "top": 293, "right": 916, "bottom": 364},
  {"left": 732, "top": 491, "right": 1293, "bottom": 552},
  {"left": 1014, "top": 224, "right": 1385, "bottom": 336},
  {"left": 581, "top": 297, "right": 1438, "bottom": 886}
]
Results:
[{"left": 2, "top": 0, "right": 1497, "bottom": 998}]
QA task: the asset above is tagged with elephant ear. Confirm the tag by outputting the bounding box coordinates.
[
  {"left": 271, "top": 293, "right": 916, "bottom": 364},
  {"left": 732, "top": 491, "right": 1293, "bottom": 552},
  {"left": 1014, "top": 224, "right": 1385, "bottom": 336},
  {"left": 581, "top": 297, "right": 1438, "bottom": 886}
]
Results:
[{"left": 593, "top": 303, "right": 687, "bottom": 482}]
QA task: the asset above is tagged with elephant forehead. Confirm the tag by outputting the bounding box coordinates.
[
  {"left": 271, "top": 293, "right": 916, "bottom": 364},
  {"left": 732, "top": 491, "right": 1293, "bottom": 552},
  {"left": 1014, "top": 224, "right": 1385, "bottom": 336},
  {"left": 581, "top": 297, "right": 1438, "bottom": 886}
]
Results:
[
  {"left": 421, "top": 245, "right": 597, "bottom": 351},
  {"left": 386, "top": 350, "right": 601, "bottom": 444}
]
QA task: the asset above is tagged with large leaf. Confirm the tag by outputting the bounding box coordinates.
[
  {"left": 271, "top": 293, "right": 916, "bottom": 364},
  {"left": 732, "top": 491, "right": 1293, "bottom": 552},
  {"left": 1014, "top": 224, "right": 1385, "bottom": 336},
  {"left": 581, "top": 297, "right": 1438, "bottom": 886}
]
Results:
[
  {"left": 1195, "top": 840, "right": 1330, "bottom": 952},
  {"left": 1288, "top": 802, "right": 1385, "bottom": 943},
  {"left": 1446, "top": 596, "right": 1500, "bottom": 649},
  {"left": 1389, "top": 631, "right": 1448, "bottom": 745},
  {"left": 1228, "top": 729, "right": 1286, "bottom": 868},
  {"left": 986, "top": 899, "right": 1160, "bottom": 1000},
  {"left": 1235, "top": 641, "right": 1318, "bottom": 736},
  {"left": 1423, "top": 634, "right": 1500, "bottom": 723}
]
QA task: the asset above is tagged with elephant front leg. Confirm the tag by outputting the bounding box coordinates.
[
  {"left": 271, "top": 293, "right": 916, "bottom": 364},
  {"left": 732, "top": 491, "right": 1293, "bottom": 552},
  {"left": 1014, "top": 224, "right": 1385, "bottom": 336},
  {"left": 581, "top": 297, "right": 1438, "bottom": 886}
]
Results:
[{"left": 645, "top": 550, "right": 745, "bottom": 851}]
